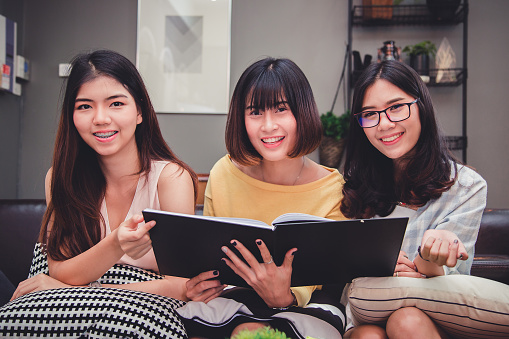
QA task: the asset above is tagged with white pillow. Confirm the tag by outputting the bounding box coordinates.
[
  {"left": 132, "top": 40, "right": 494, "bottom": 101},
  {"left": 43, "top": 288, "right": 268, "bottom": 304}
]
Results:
[{"left": 348, "top": 275, "right": 509, "bottom": 338}]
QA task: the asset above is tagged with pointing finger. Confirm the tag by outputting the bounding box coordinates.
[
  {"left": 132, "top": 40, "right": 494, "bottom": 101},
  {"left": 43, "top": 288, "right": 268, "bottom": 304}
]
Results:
[
  {"left": 136, "top": 220, "right": 156, "bottom": 236},
  {"left": 123, "top": 215, "right": 144, "bottom": 230}
]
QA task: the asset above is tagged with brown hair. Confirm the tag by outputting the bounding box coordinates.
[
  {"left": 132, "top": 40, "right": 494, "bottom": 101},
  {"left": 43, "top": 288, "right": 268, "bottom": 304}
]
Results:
[
  {"left": 40, "top": 49, "right": 197, "bottom": 260},
  {"left": 226, "top": 57, "right": 322, "bottom": 165}
]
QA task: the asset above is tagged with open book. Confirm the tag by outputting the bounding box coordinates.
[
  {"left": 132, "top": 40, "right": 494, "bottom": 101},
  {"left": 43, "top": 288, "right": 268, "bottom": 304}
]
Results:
[{"left": 143, "top": 209, "right": 408, "bottom": 287}]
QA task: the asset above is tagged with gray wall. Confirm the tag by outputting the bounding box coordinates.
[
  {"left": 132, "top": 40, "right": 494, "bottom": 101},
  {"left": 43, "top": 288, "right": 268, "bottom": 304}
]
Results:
[
  {"left": 1, "top": 0, "right": 508, "bottom": 208},
  {"left": 0, "top": 0, "right": 23, "bottom": 198},
  {"left": 18, "top": 0, "right": 138, "bottom": 196},
  {"left": 467, "top": 0, "right": 509, "bottom": 210}
]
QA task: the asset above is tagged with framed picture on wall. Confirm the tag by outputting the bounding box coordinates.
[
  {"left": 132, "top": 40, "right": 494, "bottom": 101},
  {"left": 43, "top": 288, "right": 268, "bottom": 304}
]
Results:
[{"left": 137, "top": 0, "right": 231, "bottom": 114}]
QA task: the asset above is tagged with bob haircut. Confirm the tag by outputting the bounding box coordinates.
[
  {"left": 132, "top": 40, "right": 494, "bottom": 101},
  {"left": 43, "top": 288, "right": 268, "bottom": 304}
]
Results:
[
  {"left": 226, "top": 57, "right": 322, "bottom": 165},
  {"left": 341, "top": 60, "right": 455, "bottom": 218},
  {"left": 41, "top": 49, "right": 197, "bottom": 260}
]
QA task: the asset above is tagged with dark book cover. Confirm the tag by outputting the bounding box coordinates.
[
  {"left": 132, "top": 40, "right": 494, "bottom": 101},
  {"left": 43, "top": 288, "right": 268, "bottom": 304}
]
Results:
[{"left": 143, "top": 209, "right": 408, "bottom": 287}]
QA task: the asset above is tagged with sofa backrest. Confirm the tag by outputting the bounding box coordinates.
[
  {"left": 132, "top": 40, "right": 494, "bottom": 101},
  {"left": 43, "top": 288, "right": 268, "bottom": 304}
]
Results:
[
  {"left": 0, "top": 199, "right": 46, "bottom": 286},
  {"left": 0, "top": 199, "right": 507, "bottom": 287}
]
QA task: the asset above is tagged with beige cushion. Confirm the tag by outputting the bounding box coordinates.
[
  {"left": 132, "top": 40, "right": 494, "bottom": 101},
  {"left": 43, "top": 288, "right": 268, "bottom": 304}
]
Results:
[{"left": 348, "top": 275, "right": 509, "bottom": 338}]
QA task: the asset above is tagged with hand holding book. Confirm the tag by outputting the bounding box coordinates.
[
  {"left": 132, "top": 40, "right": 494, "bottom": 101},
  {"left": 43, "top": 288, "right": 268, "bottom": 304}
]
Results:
[
  {"left": 117, "top": 214, "right": 226, "bottom": 302},
  {"left": 184, "top": 270, "right": 226, "bottom": 303},
  {"left": 221, "top": 238, "right": 297, "bottom": 309}
]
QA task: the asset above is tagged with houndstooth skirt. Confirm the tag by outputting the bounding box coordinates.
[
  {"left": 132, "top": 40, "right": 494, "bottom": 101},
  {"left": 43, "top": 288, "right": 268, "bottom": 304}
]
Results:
[{"left": 0, "top": 243, "right": 187, "bottom": 338}]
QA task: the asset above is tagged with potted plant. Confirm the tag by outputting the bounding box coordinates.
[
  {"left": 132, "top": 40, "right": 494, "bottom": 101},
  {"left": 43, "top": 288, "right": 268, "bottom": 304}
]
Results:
[
  {"left": 319, "top": 110, "right": 350, "bottom": 169},
  {"left": 402, "top": 40, "right": 437, "bottom": 76},
  {"left": 231, "top": 327, "right": 290, "bottom": 339}
]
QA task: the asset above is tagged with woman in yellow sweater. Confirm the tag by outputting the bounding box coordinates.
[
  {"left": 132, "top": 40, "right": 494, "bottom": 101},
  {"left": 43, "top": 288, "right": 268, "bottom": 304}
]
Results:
[{"left": 177, "top": 57, "right": 348, "bottom": 339}]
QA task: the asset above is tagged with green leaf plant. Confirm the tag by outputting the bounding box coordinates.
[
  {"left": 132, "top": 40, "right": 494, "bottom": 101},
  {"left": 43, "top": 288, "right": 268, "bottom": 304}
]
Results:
[
  {"left": 230, "top": 327, "right": 291, "bottom": 339},
  {"left": 402, "top": 40, "right": 437, "bottom": 57},
  {"left": 320, "top": 110, "right": 351, "bottom": 141}
]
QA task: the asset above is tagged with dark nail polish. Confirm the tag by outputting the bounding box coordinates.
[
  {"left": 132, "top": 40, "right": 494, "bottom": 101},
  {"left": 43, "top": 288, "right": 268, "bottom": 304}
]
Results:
[
  {"left": 454, "top": 239, "right": 458, "bottom": 244},
  {"left": 231, "top": 240, "right": 237, "bottom": 246},
  {"left": 213, "top": 270, "right": 219, "bottom": 276},
  {"left": 256, "top": 240, "right": 262, "bottom": 245},
  {"left": 292, "top": 250, "right": 298, "bottom": 256}
]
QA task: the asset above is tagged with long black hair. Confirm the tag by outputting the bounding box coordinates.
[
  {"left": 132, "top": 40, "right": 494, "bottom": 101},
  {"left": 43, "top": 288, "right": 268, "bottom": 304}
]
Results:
[
  {"left": 41, "top": 49, "right": 197, "bottom": 260},
  {"left": 341, "top": 60, "right": 456, "bottom": 219}
]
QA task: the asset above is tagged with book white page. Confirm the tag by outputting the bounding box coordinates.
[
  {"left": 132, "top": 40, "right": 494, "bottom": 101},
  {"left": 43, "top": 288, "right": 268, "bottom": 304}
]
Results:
[
  {"left": 143, "top": 209, "right": 274, "bottom": 229},
  {"left": 272, "top": 213, "right": 333, "bottom": 225}
]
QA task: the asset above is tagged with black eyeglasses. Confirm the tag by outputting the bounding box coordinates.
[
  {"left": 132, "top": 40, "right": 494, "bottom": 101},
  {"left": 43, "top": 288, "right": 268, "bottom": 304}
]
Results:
[{"left": 355, "top": 98, "right": 420, "bottom": 128}]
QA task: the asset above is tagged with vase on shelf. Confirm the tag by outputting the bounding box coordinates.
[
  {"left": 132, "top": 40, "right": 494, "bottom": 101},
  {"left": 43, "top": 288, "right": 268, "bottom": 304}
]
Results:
[
  {"left": 319, "top": 137, "right": 346, "bottom": 169},
  {"left": 409, "top": 54, "right": 430, "bottom": 76}
]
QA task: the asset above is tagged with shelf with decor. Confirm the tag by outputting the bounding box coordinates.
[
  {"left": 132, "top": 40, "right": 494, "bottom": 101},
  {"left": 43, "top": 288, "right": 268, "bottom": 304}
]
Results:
[
  {"left": 351, "top": 4, "right": 466, "bottom": 26},
  {"left": 347, "top": 0, "right": 468, "bottom": 162},
  {"left": 352, "top": 67, "right": 464, "bottom": 89}
]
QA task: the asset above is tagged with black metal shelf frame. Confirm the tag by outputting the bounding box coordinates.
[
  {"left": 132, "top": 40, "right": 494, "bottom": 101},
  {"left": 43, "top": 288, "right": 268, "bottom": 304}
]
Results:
[{"left": 347, "top": 0, "right": 469, "bottom": 162}]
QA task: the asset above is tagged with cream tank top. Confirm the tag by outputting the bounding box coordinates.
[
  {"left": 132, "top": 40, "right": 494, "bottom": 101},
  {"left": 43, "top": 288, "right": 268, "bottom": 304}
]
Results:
[{"left": 101, "top": 160, "right": 170, "bottom": 272}]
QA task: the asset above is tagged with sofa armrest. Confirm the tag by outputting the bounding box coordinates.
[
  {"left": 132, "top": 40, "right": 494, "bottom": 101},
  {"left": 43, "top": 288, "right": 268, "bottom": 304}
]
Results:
[
  {"left": 472, "top": 255, "right": 509, "bottom": 285},
  {"left": 475, "top": 209, "right": 509, "bottom": 256},
  {"left": 0, "top": 199, "right": 46, "bottom": 286},
  {"left": 472, "top": 208, "right": 509, "bottom": 285}
]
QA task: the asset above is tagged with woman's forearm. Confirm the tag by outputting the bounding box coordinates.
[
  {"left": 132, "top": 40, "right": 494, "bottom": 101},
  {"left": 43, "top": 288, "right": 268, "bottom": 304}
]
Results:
[
  {"left": 48, "top": 230, "right": 124, "bottom": 285},
  {"left": 105, "top": 276, "right": 189, "bottom": 301}
]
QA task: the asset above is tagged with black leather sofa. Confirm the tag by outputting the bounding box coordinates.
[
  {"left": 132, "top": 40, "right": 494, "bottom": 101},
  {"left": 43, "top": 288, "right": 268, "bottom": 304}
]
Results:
[
  {"left": 470, "top": 208, "right": 509, "bottom": 284},
  {"left": 1, "top": 200, "right": 508, "bottom": 304}
]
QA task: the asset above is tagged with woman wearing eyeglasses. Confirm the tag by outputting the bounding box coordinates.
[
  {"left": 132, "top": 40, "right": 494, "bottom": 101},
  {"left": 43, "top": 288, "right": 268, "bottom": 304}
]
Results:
[{"left": 341, "top": 60, "right": 487, "bottom": 338}]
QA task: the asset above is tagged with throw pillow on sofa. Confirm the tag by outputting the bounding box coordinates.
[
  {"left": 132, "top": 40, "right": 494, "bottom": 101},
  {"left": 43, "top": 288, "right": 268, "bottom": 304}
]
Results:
[{"left": 348, "top": 275, "right": 509, "bottom": 338}]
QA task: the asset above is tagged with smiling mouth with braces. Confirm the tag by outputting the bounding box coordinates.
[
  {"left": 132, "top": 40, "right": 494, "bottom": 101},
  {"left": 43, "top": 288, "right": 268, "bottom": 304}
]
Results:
[{"left": 93, "top": 131, "right": 118, "bottom": 138}]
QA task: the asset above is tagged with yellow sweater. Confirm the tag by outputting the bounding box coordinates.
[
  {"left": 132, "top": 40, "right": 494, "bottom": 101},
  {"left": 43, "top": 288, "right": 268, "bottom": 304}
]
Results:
[{"left": 204, "top": 154, "right": 347, "bottom": 306}]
